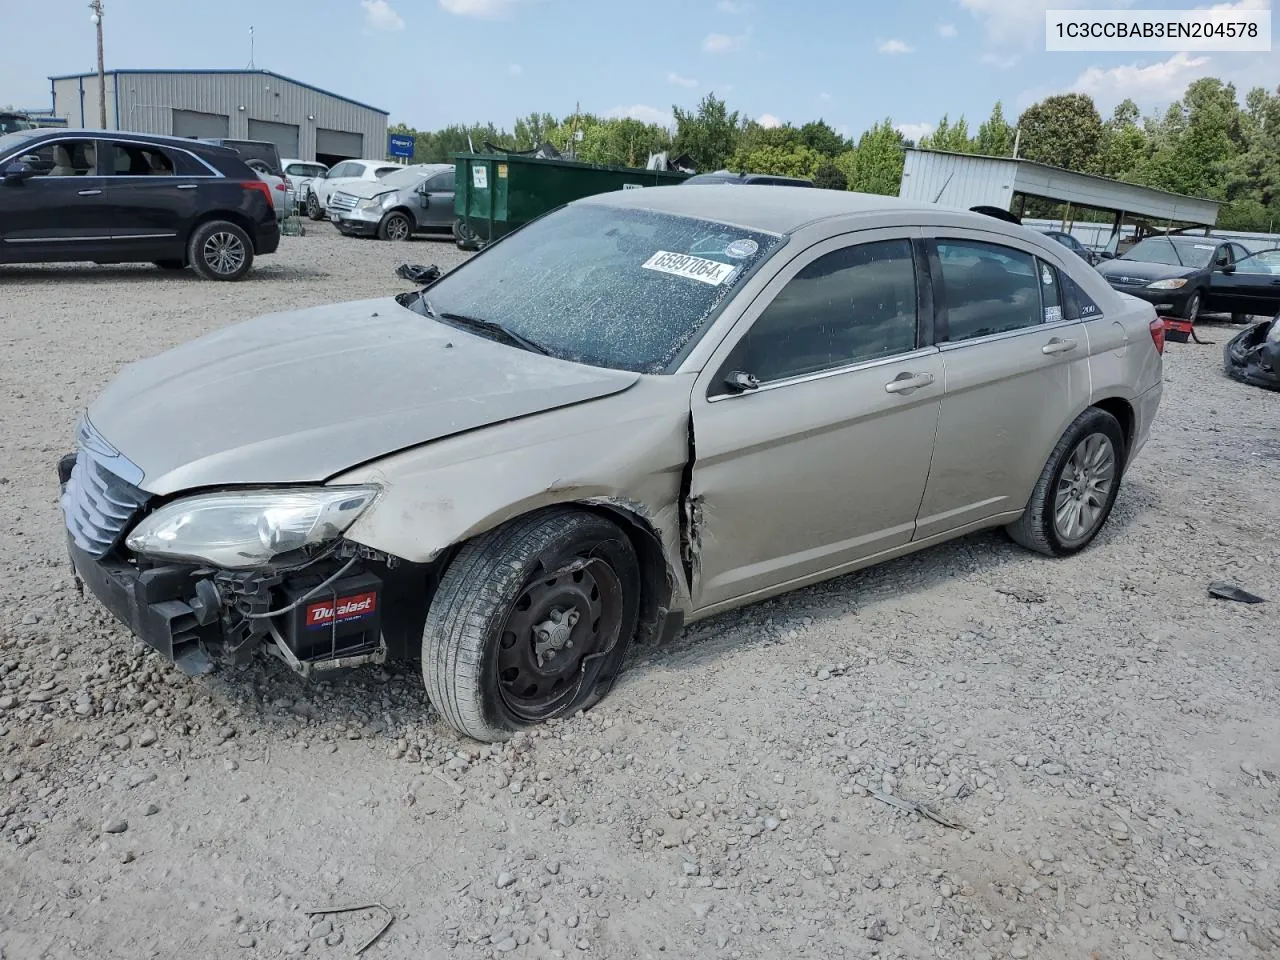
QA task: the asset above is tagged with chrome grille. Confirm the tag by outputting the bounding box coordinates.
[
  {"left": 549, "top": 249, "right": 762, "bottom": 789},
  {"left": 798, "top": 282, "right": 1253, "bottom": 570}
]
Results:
[
  {"left": 60, "top": 422, "right": 149, "bottom": 558},
  {"left": 329, "top": 191, "right": 359, "bottom": 212}
]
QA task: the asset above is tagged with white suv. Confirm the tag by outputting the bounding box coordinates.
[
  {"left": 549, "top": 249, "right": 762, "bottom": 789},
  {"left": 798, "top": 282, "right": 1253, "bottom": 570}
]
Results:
[
  {"left": 280, "top": 158, "right": 328, "bottom": 215},
  {"left": 305, "top": 159, "right": 402, "bottom": 220}
]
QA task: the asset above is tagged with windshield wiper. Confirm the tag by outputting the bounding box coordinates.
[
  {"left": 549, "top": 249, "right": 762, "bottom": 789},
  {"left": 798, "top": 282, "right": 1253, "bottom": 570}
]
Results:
[
  {"left": 422, "top": 299, "right": 550, "bottom": 356},
  {"left": 1162, "top": 237, "right": 1186, "bottom": 266}
]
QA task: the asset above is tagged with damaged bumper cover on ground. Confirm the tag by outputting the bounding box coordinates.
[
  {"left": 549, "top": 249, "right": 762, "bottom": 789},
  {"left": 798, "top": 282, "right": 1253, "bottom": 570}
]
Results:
[{"left": 1224, "top": 314, "right": 1280, "bottom": 391}]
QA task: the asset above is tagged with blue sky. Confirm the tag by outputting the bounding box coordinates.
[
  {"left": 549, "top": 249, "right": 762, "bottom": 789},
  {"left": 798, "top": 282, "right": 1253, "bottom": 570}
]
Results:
[{"left": 3, "top": 0, "right": 1275, "bottom": 141}]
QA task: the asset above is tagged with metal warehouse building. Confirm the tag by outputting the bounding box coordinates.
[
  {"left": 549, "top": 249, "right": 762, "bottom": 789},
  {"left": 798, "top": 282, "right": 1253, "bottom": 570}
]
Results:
[{"left": 47, "top": 69, "right": 388, "bottom": 165}]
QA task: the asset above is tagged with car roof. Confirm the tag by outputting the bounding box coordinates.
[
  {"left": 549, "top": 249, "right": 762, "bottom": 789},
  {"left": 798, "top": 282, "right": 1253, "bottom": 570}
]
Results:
[
  {"left": 579, "top": 184, "right": 990, "bottom": 236},
  {"left": 16, "top": 127, "right": 240, "bottom": 156}
]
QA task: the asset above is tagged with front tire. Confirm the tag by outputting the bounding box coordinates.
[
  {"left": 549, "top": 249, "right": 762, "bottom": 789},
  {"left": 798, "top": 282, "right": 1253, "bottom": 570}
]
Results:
[
  {"left": 422, "top": 509, "right": 641, "bottom": 743},
  {"left": 1182, "top": 290, "right": 1202, "bottom": 323},
  {"left": 378, "top": 211, "right": 413, "bottom": 242},
  {"left": 1006, "top": 407, "right": 1126, "bottom": 557},
  {"left": 306, "top": 192, "right": 324, "bottom": 220},
  {"left": 187, "top": 221, "right": 254, "bottom": 281}
]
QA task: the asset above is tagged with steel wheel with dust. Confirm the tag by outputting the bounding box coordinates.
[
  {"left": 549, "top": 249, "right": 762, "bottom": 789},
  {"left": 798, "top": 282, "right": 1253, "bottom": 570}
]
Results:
[
  {"left": 496, "top": 555, "right": 624, "bottom": 721},
  {"left": 421, "top": 508, "right": 642, "bottom": 742},
  {"left": 1052, "top": 432, "right": 1116, "bottom": 546}
]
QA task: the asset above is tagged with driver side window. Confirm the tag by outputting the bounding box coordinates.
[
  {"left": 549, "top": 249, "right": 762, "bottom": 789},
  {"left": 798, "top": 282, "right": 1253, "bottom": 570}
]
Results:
[
  {"left": 14, "top": 139, "right": 99, "bottom": 177},
  {"left": 718, "top": 238, "right": 920, "bottom": 389}
]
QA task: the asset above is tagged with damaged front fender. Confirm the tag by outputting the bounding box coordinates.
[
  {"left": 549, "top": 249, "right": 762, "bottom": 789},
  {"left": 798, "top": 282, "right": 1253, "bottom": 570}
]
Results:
[{"left": 1224, "top": 314, "right": 1280, "bottom": 392}]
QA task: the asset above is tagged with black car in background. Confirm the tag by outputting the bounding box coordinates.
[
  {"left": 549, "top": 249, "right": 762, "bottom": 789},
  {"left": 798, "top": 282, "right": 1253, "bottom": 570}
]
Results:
[
  {"left": 0, "top": 128, "right": 279, "bottom": 280},
  {"left": 195, "top": 137, "right": 284, "bottom": 178},
  {"left": 1095, "top": 235, "right": 1254, "bottom": 321},
  {"left": 1042, "top": 230, "right": 1100, "bottom": 265},
  {"left": 682, "top": 169, "right": 815, "bottom": 187}
]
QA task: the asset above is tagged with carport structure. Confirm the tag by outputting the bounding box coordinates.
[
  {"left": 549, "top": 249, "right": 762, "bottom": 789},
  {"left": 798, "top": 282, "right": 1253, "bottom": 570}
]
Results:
[{"left": 899, "top": 148, "right": 1221, "bottom": 257}]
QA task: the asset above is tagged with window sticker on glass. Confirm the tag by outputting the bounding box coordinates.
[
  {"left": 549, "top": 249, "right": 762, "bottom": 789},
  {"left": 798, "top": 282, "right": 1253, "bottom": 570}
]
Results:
[
  {"left": 641, "top": 251, "right": 737, "bottom": 286},
  {"left": 1193, "top": 243, "right": 1215, "bottom": 249},
  {"left": 1045, "top": 305, "right": 1063, "bottom": 322},
  {"left": 726, "top": 238, "right": 759, "bottom": 259},
  {"left": 1041, "top": 264, "right": 1055, "bottom": 286}
]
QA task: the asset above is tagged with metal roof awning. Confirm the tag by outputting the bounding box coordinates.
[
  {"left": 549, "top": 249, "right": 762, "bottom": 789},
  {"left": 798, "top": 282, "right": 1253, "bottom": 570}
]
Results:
[{"left": 900, "top": 148, "right": 1220, "bottom": 227}]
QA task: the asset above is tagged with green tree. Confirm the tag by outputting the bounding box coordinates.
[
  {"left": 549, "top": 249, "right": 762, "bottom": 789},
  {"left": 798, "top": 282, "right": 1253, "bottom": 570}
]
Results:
[
  {"left": 672, "top": 92, "right": 741, "bottom": 172},
  {"left": 918, "top": 113, "right": 972, "bottom": 153},
  {"left": 812, "top": 160, "right": 848, "bottom": 190},
  {"left": 974, "top": 101, "right": 1014, "bottom": 156},
  {"left": 578, "top": 117, "right": 673, "bottom": 167},
  {"left": 798, "top": 119, "right": 849, "bottom": 157},
  {"left": 847, "top": 119, "right": 906, "bottom": 195},
  {"left": 1015, "top": 93, "right": 1104, "bottom": 172},
  {"left": 1099, "top": 99, "right": 1147, "bottom": 181},
  {"left": 512, "top": 112, "right": 559, "bottom": 150},
  {"left": 833, "top": 148, "right": 858, "bottom": 189},
  {"left": 727, "top": 142, "right": 822, "bottom": 179}
]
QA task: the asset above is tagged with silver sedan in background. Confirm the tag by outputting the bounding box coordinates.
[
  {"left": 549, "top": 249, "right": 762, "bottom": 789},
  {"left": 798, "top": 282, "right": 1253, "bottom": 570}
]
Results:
[{"left": 60, "top": 187, "right": 1164, "bottom": 742}]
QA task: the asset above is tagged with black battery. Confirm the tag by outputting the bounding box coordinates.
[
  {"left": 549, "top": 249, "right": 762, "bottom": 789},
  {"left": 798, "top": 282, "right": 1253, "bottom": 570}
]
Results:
[{"left": 279, "top": 570, "right": 383, "bottom": 661}]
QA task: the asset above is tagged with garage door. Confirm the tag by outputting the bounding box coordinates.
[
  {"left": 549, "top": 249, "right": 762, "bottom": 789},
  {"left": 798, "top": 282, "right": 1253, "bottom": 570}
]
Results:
[
  {"left": 316, "top": 128, "right": 364, "bottom": 159},
  {"left": 247, "top": 119, "right": 300, "bottom": 158},
  {"left": 172, "top": 109, "right": 229, "bottom": 140}
]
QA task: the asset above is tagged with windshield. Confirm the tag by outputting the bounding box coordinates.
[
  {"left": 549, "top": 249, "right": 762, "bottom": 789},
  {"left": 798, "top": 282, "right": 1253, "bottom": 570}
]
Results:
[
  {"left": 412, "top": 203, "right": 784, "bottom": 373},
  {"left": 286, "top": 163, "right": 327, "bottom": 178},
  {"left": 378, "top": 166, "right": 434, "bottom": 189},
  {"left": 0, "top": 130, "right": 37, "bottom": 155},
  {"left": 1121, "top": 237, "right": 1215, "bottom": 268}
]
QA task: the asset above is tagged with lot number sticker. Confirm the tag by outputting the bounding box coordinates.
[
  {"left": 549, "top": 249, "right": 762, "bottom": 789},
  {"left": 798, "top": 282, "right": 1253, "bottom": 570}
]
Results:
[
  {"left": 472, "top": 166, "right": 488, "bottom": 189},
  {"left": 642, "top": 250, "right": 736, "bottom": 286}
]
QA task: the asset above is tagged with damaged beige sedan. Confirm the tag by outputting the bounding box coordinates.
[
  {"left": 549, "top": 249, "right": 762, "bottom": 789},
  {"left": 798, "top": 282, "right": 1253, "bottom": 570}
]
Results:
[{"left": 59, "top": 187, "right": 1165, "bottom": 741}]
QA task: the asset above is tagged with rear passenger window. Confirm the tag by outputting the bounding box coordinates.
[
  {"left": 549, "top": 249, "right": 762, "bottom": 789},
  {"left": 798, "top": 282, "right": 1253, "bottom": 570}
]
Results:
[
  {"left": 724, "top": 238, "right": 918, "bottom": 386},
  {"left": 936, "top": 240, "right": 1042, "bottom": 342},
  {"left": 106, "top": 143, "right": 175, "bottom": 176},
  {"left": 1061, "top": 273, "right": 1103, "bottom": 320}
]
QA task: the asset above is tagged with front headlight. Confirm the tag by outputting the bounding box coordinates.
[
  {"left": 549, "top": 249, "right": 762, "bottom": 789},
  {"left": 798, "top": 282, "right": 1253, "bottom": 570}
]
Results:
[
  {"left": 1147, "top": 278, "right": 1189, "bottom": 290},
  {"left": 358, "top": 193, "right": 391, "bottom": 211},
  {"left": 125, "top": 486, "right": 379, "bottom": 570}
]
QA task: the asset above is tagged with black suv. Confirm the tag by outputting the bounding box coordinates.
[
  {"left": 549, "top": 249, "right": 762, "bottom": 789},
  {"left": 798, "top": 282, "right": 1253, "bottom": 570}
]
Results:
[{"left": 0, "top": 128, "right": 280, "bottom": 280}]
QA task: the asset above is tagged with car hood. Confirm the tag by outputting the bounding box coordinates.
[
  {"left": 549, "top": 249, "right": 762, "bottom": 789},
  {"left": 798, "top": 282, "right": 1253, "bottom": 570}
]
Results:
[
  {"left": 1097, "top": 259, "right": 1200, "bottom": 282},
  {"left": 87, "top": 296, "right": 639, "bottom": 496}
]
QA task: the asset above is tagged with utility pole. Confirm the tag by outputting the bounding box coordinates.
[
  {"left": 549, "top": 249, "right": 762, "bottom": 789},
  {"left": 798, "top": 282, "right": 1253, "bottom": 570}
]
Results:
[{"left": 89, "top": 0, "right": 106, "bottom": 128}]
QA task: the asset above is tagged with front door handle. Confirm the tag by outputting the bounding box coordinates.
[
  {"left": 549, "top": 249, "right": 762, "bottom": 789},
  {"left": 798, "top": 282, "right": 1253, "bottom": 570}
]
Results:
[
  {"left": 1042, "top": 337, "right": 1078, "bottom": 355},
  {"left": 884, "top": 371, "right": 936, "bottom": 394},
  {"left": 175, "top": 183, "right": 198, "bottom": 190},
  {"left": 77, "top": 189, "right": 102, "bottom": 196}
]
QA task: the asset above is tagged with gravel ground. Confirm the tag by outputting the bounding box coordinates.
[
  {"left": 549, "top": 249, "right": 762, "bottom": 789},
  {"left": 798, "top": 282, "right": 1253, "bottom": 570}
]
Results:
[{"left": 1, "top": 224, "right": 1278, "bottom": 960}]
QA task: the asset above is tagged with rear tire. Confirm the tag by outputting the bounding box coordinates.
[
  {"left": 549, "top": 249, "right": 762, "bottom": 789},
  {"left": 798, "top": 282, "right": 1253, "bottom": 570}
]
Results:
[
  {"left": 378, "top": 211, "right": 413, "bottom": 242},
  {"left": 422, "top": 509, "right": 640, "bottom": 743},
  {"left": 1006, "top": 407, "right": 1126, "bottom": 557},
  {"left": 153, "top": 259, "right": 185, "bottom": 271},
  {"left": 187, "top": 220, "right": 254, "bottom": 281},
  {"left": 306, "top": 192, "right": 324, "bottom": 220}
]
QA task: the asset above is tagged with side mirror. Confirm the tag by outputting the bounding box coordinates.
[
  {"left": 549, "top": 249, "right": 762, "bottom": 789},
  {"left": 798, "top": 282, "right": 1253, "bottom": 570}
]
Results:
[
  {"left": 1099, "top": 250, "right": 1116, "bottom": 260},
  {"left": 1219, "top": 263, "right": 1235, "bottom": 274},
  {"left": 3, "top": 160, "right": 36, "bottom": 183},
  {"left": 723, "top": 370, "right": 760, "bottom": 393}
]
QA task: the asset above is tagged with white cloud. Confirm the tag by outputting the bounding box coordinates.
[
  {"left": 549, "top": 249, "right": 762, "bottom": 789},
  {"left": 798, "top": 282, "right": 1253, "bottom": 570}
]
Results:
[
  {"left": 703, "top": 31, "right": 748, "bottom": 53},
  {"left": 508, "top": 63, "right": 522, "bottom": 76},
  {"left": 877, "top": 39, "right": 915, "bottom": 54},
  {"left": 1071, "top": 51, "right": 1212, "bottom": 105},
  {"left": 716, "top": 0, "right": 746, "bottom": 11},
  {"left": 438, "top": 0, "right": 522, "bottom": 17},
  {"left": 361, "top": 0, "right": 404, "bottom": 31},
  {"left": 667, "top": 72, "right": 698, "bottom": 88},
  {"left": 606, "top": 104, "right": 675, "bottom": 128},
  {"left": 757, "top": 113, "right": 782, "bottom": 128},
  {"left": 938, "top": 22, "right": 958, "bottom": 37},
  {"left": 1201, "top": 0, "right": 1269, "bottom": 9},
  {"left": 959, "top": 0, "right": 1134, "bottom": 47},
  {"left": 896, "top": 122, "right": 935, "bottom": 141}
]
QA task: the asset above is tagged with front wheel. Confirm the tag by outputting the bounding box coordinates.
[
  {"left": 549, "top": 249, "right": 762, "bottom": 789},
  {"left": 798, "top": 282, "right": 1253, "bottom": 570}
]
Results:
[
  {"left": 306, "top": 192, "right": 325, "bottom": 220},
  {"left": 422, "top": 509, "right": 641, "bottom": 742},
  {"left": 1181, "top": 291, "right": 1202, "bottom": 323},
  {"left": 378, "top": 211, "right": 413, "bottom": 242},
  {"left": 187, "top": 220, "right": 254, "bottom": 281},
  {"left": 1006, "top": 407, "right": 1126, "bottom": 557}
]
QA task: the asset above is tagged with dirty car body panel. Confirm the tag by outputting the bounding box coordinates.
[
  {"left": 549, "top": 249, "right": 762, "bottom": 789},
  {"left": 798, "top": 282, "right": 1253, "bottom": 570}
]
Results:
[{"left": 59, "top": 186, "right": 1165, "bottom": 738}]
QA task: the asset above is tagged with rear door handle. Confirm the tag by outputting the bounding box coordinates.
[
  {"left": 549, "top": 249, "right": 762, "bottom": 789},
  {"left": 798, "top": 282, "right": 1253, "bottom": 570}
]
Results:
[
  {"left": 884, "top": 371, "right": 936, "bottom": 394},
  {"left": 175, "top": 183, "right": 198, "bottom": 190},
  {"left": 77, "top": 189, "right": 101, "bottom": 196},
  {"left": 1042, "top": 337, "right": 1078, "bottom": 355}
]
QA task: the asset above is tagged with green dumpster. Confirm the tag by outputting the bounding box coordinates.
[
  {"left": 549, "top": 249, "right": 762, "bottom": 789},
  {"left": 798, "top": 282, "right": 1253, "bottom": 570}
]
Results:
[{"left": 452, "top": 152, "right": 689, "bottom": 249}]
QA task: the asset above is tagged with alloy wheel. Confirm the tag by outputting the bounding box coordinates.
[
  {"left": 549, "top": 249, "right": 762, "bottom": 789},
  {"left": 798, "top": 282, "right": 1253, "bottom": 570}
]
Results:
[
  {"left": 202, "top": 231, "right": 247, "bottom": 276},
  {"left": 1053, "top": 432, "right": 1117, "bottom": 545}
]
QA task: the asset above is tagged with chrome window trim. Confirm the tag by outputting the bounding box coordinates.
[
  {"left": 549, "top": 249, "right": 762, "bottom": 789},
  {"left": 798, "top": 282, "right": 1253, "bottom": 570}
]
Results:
[
  {"left": 706, "top": 345, "right": 941, "bottom": 402},
  {"left": 2, "top": 133, "right": 224, "bottom": 178},
  {"left": 935, "top": 316, "right": 1081, "bottom": 351}
]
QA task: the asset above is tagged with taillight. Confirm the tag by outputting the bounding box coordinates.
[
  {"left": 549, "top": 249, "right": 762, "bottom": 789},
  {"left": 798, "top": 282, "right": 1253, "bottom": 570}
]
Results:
[
  {"left": 275, "top": 182, "right": 287, "bottom": 192},
  {"left": 240, "top": 180, "right": 274, "bottom": 204},
  {"left": 1149, "top": 317, "right": 1166, "bottom": 355}
]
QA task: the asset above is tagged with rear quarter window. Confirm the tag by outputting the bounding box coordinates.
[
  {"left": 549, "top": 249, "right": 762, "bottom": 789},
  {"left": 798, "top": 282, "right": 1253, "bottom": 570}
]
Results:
[{"left": 1061, "top": 272, "right": 1104, "bottom": 320}]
